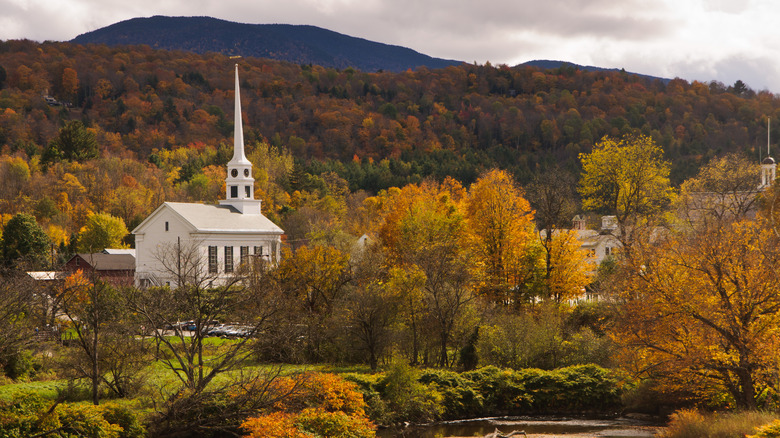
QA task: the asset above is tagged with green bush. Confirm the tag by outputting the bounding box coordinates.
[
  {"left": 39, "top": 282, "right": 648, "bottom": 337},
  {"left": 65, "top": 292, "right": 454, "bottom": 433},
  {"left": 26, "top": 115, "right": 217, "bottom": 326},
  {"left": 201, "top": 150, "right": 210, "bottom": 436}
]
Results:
[
  {"left": 2, "top": 350, "right": 41, "bottom": 381},
  {"left": 376, "top": 363, "right": 443, "bottom": 423},
  {"left": 462, "top": 366, "right": 530, "bottom": 415},
  {"left": 101, "top": 404, "right": 146, "bottom": 438},
  {"left": 419, "top": 369, "right": 483, "bottom": 419},
  {"left": 0, "top": 393, "right": 131, "bottom": 438}
]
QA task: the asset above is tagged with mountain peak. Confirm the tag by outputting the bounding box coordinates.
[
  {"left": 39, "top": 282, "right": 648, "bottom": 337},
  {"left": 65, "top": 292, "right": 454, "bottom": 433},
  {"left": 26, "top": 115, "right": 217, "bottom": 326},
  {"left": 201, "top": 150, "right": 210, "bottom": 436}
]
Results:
[{"left": 71, "top": 16, "right": 463, "bottom": 72}]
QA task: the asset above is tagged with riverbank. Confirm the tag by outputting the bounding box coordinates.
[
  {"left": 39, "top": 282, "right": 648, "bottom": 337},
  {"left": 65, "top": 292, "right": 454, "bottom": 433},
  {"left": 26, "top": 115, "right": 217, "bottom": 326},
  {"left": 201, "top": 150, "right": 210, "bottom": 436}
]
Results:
[{"left": 377, "top": 416, "right": 663, "bottom": 438}]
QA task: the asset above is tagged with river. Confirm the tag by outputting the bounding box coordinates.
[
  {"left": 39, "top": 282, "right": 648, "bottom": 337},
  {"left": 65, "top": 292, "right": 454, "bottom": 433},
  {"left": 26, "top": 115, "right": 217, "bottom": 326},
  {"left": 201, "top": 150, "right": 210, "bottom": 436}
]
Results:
[{"left": 376, "top": 416, "right": 663, "bottom": 438}]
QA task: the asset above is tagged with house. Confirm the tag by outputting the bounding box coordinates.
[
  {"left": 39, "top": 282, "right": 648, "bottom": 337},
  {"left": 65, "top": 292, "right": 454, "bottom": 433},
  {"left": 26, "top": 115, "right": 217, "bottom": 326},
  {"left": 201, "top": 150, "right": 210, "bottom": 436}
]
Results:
[
  {"left": 571, "top": 215, "right": 621, "bottom": 267},
  {"left": 132, "top": 65, "right": 284, "bottom": 288},
  {"left": 64, "top": 253, "right": 136, "bottom": 286}
]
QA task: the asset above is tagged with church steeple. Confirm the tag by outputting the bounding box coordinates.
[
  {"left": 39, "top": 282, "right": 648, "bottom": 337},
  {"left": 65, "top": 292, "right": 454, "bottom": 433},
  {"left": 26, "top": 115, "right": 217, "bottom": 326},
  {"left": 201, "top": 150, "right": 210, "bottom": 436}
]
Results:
[
  {"left": 761, "top": 117, "right": 776, "bottom": 189},
  {"left": 219, "top": 65, "right": 262, "bottom": 214}
]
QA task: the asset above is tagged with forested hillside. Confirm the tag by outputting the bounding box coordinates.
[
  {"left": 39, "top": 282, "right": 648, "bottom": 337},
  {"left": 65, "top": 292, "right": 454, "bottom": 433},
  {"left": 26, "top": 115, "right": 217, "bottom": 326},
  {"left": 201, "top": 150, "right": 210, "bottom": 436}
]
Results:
[{"left": 0, "top": 39, "right": 777, "bottom": 253}]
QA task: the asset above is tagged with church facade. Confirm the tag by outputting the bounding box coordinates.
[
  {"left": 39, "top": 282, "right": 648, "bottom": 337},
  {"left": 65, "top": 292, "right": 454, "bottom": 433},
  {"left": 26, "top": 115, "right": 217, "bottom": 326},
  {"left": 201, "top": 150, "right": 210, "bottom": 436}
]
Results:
[{"left": 133, "top": 65, "right": 284, "bottom": 288}]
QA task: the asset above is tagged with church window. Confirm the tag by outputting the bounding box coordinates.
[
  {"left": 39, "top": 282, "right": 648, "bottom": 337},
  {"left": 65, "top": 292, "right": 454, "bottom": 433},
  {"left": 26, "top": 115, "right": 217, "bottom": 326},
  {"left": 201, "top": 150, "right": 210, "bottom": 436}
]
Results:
[
  {"left": 165, "top": 221, "right": 169, "bottom": 232},
  {"left": 244, "top": 169, "right": 250, "bottom": 177},
  {"left": 208, "top": 246, "right": 218, "bottom": 273},
  {"left": 240, "top": 246, "right": 249, "bottom": 265},
  {"left": 231, "top": 169, "right": 238, "bottom": 178},
  {"left": 230, "top": 185, "right": 238, "bottom": 198},
  {"left": 225, "top": 246, "right": 234, "bottom": 273},
  {"left": 245, "top": 186, "right": 251, "bottom": 197},
  {"left": 254, "top": 246, "right": 263, "bottom": 256}
]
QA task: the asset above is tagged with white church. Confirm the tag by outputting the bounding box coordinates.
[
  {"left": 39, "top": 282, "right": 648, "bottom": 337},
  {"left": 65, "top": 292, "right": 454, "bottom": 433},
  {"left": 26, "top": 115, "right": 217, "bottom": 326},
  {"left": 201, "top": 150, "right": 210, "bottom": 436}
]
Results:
[{"left": 133, "top": 65, "right": 284, "bottom": 288}]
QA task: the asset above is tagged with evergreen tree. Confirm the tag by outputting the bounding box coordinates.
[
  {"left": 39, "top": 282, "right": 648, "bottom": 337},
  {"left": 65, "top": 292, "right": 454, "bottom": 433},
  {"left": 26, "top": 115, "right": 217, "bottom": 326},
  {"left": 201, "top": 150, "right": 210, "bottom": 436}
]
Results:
[{"left": 1, "top": 213, "right": 50, "bottom": 268}]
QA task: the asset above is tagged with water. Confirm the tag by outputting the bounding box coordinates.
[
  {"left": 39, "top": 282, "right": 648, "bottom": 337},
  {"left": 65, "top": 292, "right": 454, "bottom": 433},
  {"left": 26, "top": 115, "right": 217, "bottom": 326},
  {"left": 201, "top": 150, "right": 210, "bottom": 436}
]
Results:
[{"left": 377, "top": 416, "right": 662, "bottom": 438}]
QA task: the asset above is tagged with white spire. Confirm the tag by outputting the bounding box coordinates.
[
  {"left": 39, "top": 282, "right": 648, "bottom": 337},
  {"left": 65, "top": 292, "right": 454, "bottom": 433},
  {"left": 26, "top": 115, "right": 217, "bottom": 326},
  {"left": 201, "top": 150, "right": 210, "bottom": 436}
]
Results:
[
  {"left": 230, "top": 64, "right": 250, "bottom": 165},
  {"left": 220, "top": 64, "right": 261, "bottom": 214}
]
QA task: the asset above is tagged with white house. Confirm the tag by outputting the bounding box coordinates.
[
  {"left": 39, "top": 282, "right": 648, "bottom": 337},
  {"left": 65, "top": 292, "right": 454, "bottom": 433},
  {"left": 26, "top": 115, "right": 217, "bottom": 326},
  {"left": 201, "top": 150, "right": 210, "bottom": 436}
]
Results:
[{"left": 133, "top": 65, "right": 284, "bottom": 288}]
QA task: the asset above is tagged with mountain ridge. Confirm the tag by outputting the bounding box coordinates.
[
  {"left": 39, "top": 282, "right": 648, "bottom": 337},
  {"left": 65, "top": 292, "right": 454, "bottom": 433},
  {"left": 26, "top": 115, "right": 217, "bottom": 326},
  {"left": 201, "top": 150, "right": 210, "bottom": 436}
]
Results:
[{"left": 71, "top": 16, "right": 463, "bottom": 73}]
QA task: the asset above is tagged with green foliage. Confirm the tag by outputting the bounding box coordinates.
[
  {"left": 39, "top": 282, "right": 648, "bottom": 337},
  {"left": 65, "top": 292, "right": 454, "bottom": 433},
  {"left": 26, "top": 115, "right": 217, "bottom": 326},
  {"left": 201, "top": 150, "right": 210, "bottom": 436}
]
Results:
[
  {"left": 43, "top": 120, "right": 99, "bottom": 165},
  {"left": 76, "top": 212, "right": 128, "bottom": 253},
  {"left": 1, "top": 213, "right": 50, "bottom": 268},
  {"left": 2, "top": 350, "right": 40, "bottom": 381},
  {"left": 476, "top": 307, "right": 612, "bottom": 370},
  {"left": 376, "top": 363, "right": 443, "bottom": 424},
  {"left": 0, "top": 393, "right": 129, "bottom": 438}
]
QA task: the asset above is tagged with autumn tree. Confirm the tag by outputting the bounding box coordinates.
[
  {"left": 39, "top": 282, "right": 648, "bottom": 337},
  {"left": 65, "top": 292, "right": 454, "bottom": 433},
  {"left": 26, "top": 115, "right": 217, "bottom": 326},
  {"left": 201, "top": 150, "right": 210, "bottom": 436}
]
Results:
[
  {"left": 1, "top": 213, "right": 51, "bottom": 268},
  {"left": 76, "top": 212, "right": 129, "bottom": 253},
  {"left": 270, "top": 244, "right": 352, "bottom": 362},
  {"left": 579, "top": 135, "right": 673, "bottom": 250},
  {"left": 465, "top": 169, "right": 540, "bottom": 304},
  {"left": 610, "top": 218, "right": 780, "bottom": 409},
  {"left": 378, "top": 179, "right": 474, "bottom": 367},
  {"left": 676, "top": 152, "right": 761, "bottom": 226},
  {"left": 526, "top": 168, "right": 582, "bottom": 299}
]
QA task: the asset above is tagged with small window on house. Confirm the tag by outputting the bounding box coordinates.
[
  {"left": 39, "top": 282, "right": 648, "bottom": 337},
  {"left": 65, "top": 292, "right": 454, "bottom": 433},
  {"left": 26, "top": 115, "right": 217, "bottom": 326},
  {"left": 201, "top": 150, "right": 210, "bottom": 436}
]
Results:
[
  {"left": 605, "top": 247, "right": 612, "bottom": 256},
  {"left": 230, "top": 185, "right": 238, "bottom": 198},
  {"left": 240, "top": 246, "right": 249, "bottom": 265},
  {"left": 245, "top": 186, "right": 251, "bottom": 197},
  {"left": 254, "top": 246, "right": 263, "bottom": 256},
  {"left": 225, "top": 246, "right": 234, "bottom": 273},
  {"left": 165, "top": 221, "right": 169, "bottom": 232},
  {"left": 208, "top": 246, "right": 218, "bottom": 273}
]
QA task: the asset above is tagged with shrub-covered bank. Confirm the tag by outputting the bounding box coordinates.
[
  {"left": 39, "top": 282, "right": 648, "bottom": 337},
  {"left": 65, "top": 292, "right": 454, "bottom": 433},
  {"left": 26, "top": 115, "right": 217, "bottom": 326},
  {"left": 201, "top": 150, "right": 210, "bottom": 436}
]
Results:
[{"left": 346, "top": 363, "right": 623, "bottom": 426}]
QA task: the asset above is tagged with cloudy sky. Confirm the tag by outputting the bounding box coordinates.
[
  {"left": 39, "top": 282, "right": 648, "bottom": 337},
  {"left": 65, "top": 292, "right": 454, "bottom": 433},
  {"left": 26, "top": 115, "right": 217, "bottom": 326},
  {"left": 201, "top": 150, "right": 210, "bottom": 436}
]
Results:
[{"left": 3, "top": 0, "right": 780, "bottom": 91}]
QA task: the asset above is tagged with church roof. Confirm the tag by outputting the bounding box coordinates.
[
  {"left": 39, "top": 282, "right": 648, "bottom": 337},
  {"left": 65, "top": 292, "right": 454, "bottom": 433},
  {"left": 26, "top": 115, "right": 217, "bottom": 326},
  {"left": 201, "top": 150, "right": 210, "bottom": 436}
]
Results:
[{"left": 133, "top": 202, "right": 283, "bottom": 235}]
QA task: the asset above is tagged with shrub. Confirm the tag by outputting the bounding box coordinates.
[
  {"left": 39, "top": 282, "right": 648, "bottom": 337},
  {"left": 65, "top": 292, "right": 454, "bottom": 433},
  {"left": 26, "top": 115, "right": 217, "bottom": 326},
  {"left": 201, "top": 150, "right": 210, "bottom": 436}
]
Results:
[
  {"left": 752, "top": 420, "right": 780, "bottom": 438},
  {"left": 101, "top": 404, "right": 146, "bottom": 438},
  {"left": 0, "top": 394, "right": 129, "bottom": 438},
  {"left": 419, "top": 369, "right": 483, "bottom": 419},
  {"left": 378, "top": 363, "right": 443, "bottom": 423},
  {"left": 462, "top": 366, "right": 529, "bottom": 415},
  {"left": 295, "top": 408, "right": 375, "bottom": 438},
  {"left": 661, "top": 409, "right": 780, "bottom": 438}
]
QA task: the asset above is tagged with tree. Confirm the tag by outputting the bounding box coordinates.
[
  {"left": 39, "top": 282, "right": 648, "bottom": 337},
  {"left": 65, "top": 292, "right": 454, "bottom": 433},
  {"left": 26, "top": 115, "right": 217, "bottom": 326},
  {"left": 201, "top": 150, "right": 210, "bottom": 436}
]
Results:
[
  {"left": 526, "top": 168, "right": 581, "bottom": 299},
  {"left": 379, "top": 179, "right": 474, "bottom": 367},
  {"left": 610, "top": 218, "right": 780, "bottom": 409},
  {"left": 676, "top": 152, "right": 761, "bottom": 226},
  {"left": 1, "top": 213, "right": 50, "bottom": 268},
  {"left": 335, "top": 243, "right": 400, "bottom": 370},
  {"left": 579, "top": 134, "right": 673, "bottom": 249},
  {"left": 0, "top": 65, "right": 6, "bottom": 89},
  {"left": 0, "top": 273, "right": 36, "bottom": 373},
  {"left": 465, "top": 169, "right": 540, "bottom": 304},
  {"left": 76, "top": 212, "right": 128, "bottom": 253},
  {"left": 271, "top": 244, "right": 352, "bottom": 362},
  {"left": 59, "top": 272, "right": 145, "bottom": 404},
  {"left": 42, "top": 121, "right": 98, "bottom": 166},
  {"left": 128, "top": 241, "right": 290, "bottom": 436}
]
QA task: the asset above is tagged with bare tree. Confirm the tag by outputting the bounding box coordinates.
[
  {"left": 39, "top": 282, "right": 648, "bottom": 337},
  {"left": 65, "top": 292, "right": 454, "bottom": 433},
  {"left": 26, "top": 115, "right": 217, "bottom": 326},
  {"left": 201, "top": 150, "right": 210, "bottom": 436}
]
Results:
[{"left": 127, "top": 241, "right": 289, "bottom": 436}]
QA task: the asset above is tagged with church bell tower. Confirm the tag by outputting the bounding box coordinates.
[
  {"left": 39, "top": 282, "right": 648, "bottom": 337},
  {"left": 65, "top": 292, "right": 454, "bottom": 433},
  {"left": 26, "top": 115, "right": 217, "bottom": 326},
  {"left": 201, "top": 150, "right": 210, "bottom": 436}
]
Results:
[{"left": 220, "top": 65, "right": 262, "bottom": 214}]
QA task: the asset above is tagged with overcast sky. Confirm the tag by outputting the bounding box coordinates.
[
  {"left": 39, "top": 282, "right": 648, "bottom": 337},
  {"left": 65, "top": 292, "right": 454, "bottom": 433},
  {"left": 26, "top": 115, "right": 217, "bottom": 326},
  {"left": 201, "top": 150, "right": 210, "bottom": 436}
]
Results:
[{"left": 3, "top": 0, "right": 780, "bottom": 92}]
